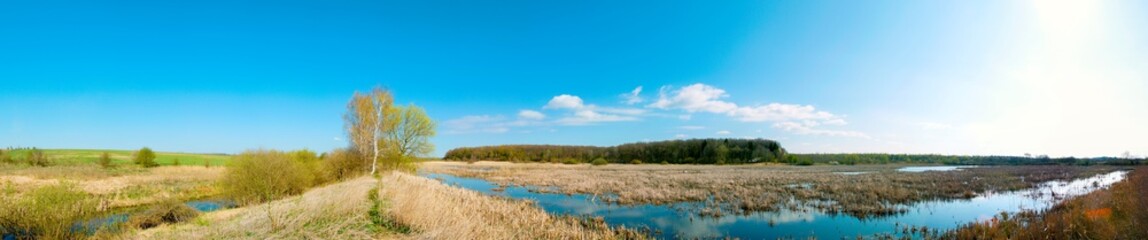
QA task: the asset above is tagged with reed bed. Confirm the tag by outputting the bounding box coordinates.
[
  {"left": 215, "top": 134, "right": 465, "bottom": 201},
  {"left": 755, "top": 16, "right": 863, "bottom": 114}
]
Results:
[
  {"left": 379, "top": 172, "right": 643, "bottom": 239},
  {"left": 422, "top": 161, "right": 1119, "bottom": 218}
]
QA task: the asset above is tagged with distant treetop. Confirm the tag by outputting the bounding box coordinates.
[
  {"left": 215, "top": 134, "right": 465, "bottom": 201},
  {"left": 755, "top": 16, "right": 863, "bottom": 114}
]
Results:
[{"left": 444, "top": 138, "right": 786, "bottom": 165}]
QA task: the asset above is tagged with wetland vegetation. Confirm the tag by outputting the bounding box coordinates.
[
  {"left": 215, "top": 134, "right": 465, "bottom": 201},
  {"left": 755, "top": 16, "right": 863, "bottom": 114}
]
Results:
[
  {"left": 422, "top": 161, "right": 1139, "bottom": 239},
  {"left": 421, "top": 162, "right": 1122, "bottom": 218}
]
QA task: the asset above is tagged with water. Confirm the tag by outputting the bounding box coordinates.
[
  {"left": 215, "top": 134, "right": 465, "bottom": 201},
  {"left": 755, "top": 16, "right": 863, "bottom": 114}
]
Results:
[
  {"left": 834, "top": 171, "right": 870, "bottom": 175},
  {"left": 185, "top": 200, "right": 236, "bottom": 212},
  {"left": 897, "top": 166, "right": 977, "bottom": 172},
  {"left": 3, "top": 199, "right": 235, "bottom": 239},
  {"left": 423, "top": 170, "right": 1127, "bottom": 239},
  {"left": 74, "top": 199, "right": 235, "bottom": 235}
]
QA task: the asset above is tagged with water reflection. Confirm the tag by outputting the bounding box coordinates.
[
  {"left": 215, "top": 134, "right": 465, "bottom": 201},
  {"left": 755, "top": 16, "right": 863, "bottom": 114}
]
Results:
[{"left": 423, "top": 170, "right": 1127, "bottom": 239}]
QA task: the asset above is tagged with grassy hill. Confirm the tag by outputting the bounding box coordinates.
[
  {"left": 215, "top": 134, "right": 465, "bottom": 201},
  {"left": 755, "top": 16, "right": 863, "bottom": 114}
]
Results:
[{"left": 3, "top": 148, "right": 231, "bottom": 166}]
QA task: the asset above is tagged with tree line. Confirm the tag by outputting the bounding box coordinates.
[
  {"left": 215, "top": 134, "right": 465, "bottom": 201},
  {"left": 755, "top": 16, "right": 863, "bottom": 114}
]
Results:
[{"left": 443, "top": 138, "right": 787, "bottom": 164}]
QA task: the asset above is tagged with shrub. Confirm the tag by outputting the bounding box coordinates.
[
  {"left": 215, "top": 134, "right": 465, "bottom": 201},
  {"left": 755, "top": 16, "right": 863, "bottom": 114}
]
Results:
[
  {"left": 322, "top": 148, "right": 367, "bottom": 181},
  {"left": 129, "top": 200, "right": 200, "bottom": 229},
  {"left": 25, "top": 148, "right": 50, "bottom": 167},
  {"left": 660, "top": 161, "right": 669, "bottom": 165},
  {"left": 0, "top": 150, "right": 12, "bottom": 164},
  {"left": 591, "top": 158, "right": 608, "bottom": 166},
  {"left": 289, "top": 149, "right": 325, "bottom": 185},
  {"left": 222, "top": 149, "right": 317, "bottom": 205},
  {"left": 794, "top": 158, "right": 814, "bottom": 166},
  {"left": 0, "top": 183, "right": 98, "bottom": 239},
  {"left": 172, "top": 158, "right": 181, "bottom": 166},
  {"left": 630, "top": 159, "right": 643, "bottom": 164},
  {"left": 204, "top": 160, "right": 211, "bottom": 168},
  {"left": 135, "top": 147, "right": 158, "bottom": 168},
  {"left": 98, "top": 152, "right": 113, "bottom": 168},
  {"left": 561, "top": 158, "right": 580, "bottom": 165}
]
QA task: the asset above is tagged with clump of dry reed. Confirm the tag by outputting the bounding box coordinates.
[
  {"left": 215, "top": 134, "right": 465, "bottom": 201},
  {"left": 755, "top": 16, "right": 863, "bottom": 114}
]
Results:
[
  {"left": 128, "top": 200, "right": 200, "bottom": 229},
  {"left": 422, "top": 161, "right": 1118, "bottom": 219},
  {"left": 379, "top": 172, "right": 644, "bottom": 239}
]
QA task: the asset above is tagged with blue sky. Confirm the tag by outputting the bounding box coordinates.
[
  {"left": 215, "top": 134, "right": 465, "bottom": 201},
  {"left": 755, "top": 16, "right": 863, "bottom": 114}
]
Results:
[{"left": 2, "top": 0, "right": 1146, "bottom": 157}]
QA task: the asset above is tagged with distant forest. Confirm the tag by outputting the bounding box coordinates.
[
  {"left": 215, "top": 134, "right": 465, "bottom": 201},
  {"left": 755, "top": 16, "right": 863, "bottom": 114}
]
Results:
[
  {"left": 443, "top": 138, "right": 786, "bottom": 164},
  {"left": 444, "top": 139, "right": 1146, "bottom": 166}
]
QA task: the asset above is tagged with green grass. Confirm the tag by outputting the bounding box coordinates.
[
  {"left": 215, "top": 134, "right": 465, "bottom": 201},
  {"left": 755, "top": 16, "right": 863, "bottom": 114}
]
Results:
[{"left": 4, "top": 149, "right": 231, "bottom": 166}]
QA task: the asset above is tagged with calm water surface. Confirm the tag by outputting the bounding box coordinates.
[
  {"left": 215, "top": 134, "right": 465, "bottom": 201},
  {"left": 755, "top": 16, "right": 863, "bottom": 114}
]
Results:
[
  {"left": 3, "top": 200, "right": 235, "bottom": 239},
  {"left": 422, "top": 170, "right": 1126, "bottom": 239},
  {"left": 896, "top": 166, "right": 977, "bottom": 172},
  {"left": 74, "top": 200, "right": 235, "bottom": 235}
]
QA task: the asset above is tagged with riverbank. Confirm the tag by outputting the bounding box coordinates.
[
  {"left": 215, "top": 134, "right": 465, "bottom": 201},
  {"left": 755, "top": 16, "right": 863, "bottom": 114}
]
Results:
[
  {"left": 134, "top": 172, "right": 641, "bottom": 239},
  {"left": 135, "top": 177, "right": 380, "bottom": 239},
  {"left": 946, "top": 166, "right": 1148, "bottom": 239}
]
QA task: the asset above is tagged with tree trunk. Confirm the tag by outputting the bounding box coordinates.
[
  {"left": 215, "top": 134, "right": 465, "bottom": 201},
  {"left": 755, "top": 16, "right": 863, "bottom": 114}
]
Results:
[{"left": 371, "top": 101, "right": 382, "bottom": 175}]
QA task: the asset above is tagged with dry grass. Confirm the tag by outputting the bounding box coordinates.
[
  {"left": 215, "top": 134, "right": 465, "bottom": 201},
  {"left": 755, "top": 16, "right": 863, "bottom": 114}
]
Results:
[
  {"left": 421, "top": 161, "right": 1119, "bottom": 218},
  {"left": 0, "top": 183, "right": 100, "bottom": 239},
  {"left": 379, "top": 172, "right": 643, "bottom": 239},
  {"left": 0, "top": 165, "right": 223, "bottom": 209},
  {"left": 135, "top": 177, "right": 379, "bottom": 239},
  {"left": 135, "top": 172, "right": 640, "bottom": 240}
]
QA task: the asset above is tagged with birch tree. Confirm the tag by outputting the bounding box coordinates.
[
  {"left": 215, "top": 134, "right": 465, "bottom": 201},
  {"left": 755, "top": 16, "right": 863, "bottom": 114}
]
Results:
[{"left": 343, "top": 87, "right": 393, "bottom": 175}]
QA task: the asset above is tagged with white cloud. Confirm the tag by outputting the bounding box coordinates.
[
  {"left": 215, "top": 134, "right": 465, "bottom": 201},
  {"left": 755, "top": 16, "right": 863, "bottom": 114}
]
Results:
[
  {"left": 539, "top": 93, "right": 645, "bottom": 126},
  {"left": 597, "top": 107, "right": 646, "bottom": 116},
  {"left": 518, "top": 110, "right": 545, "bottom": 120},
  {"left": 678, "top": 125, "right": 706, "bottom": 130},
  {"left": 648, "top": 83, "right": 863, "bottom": 138},
  {"left": 555, "top": 109, "right": 639, "bottom": 125},
  {"left": 772, "top": 121, "right": 869, "bottom": 138},
  {"left": 448, "top": 85, "right": 865, "bottom": 140},
  {"left": 544, "top": 94, "right": 584, "bottom": 109},
  {"left": 621, "top": 86, "right": 644, "bottom": 105},
  {"left": 727, "top": 103, "right": 839, "bottom": 122},
  {"left": 674, "top": 134, "right": 688, "bottom": 139},
  {"left": 822, "top": 119, "right": 848, "bottom": 126},
  {"left": 649, "top": 84, "right": 737, "bottom": 113},
  {"left": 443, "top": 115, "right": 510, "bottom": 134},
  {"left": 650, "top": 83, "right": 844, "bottom": 123}
]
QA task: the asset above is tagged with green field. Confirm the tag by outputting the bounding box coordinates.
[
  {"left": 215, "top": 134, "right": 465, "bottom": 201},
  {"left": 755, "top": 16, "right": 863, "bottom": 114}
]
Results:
[{"left": 3, "top": 148, "right": 231, "bottom": 166}]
